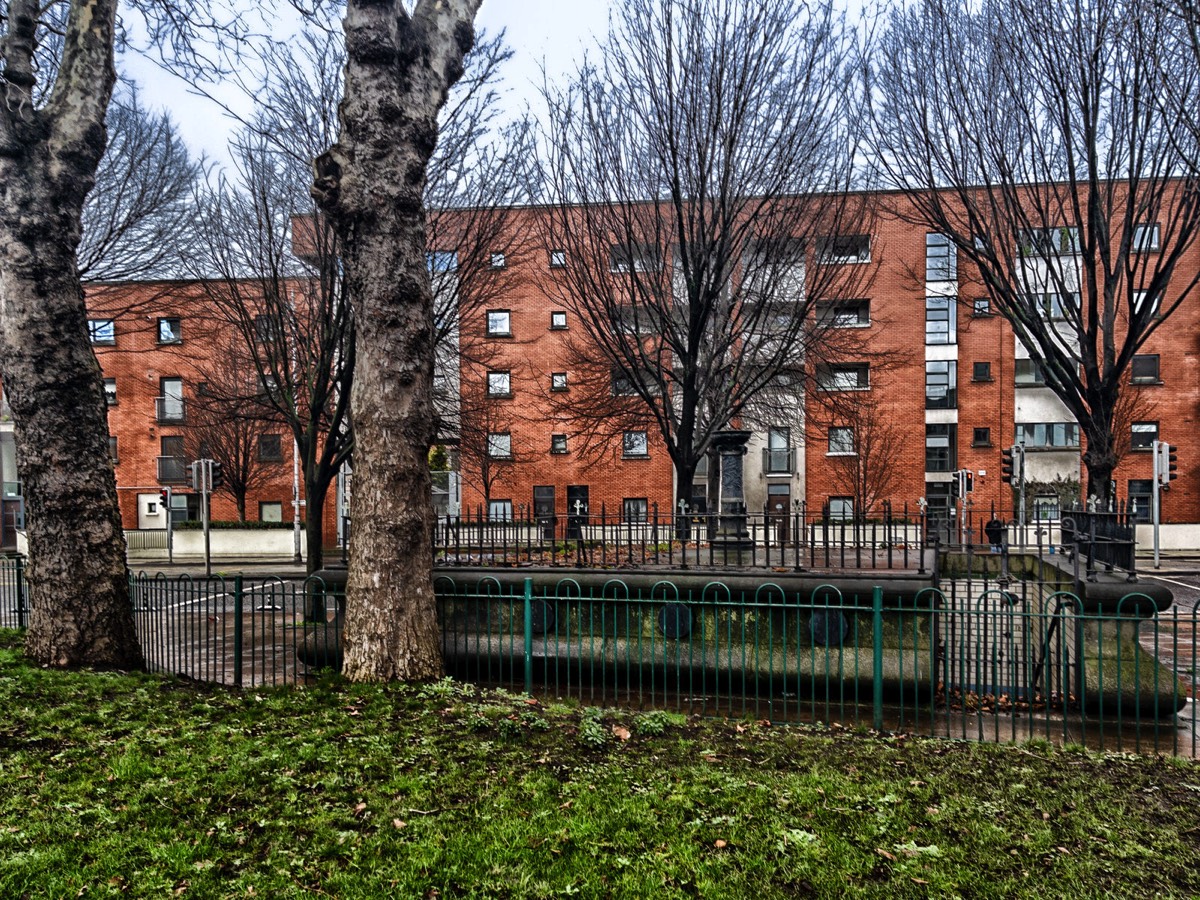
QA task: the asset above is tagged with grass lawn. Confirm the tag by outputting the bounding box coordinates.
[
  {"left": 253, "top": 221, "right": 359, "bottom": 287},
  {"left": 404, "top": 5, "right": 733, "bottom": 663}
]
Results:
[{"left": 0, "top": 630, "right": 1197, "bottom": 899}]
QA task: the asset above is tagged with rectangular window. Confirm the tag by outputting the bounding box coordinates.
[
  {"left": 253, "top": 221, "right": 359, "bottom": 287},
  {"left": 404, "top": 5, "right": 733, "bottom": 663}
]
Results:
[
  {"left": 1131, "top": 354, "right": 1160, "bottom": 384},
  {"left": 611, "top": 369, "right": 640, "bottom": 396},
  {"left": 1015, "top": 358, "right": 1048, "bottom": 386},
  {"left": 925, "top": 424, "right": 957, "bottom": 472},
  {"left": 1033, "top": 495, "right": 1060, "bottom": 521},
  {"left": 427, "top": 250, "right": 459, "bottom": 272},
  {"left": 1016, "top": 422, "right": 1080, "bottom": 449},
  {"left": 623, "top": 498, "right": 649, "bottom": 523},
  {"left": 816, "top": 299, "right": 870, "bottom": 327},
  {"left": 259, "top": 434, "right": 283, "bottom": 461},
  {"left": 1131, "top": 421, "right": 1158, "bottom": 451},
  {"left": 157, "top": 317, "right": 182, "bottom": 344},
  {"left": 609, "top": 243, "right": 660, "bottom": 272},
  {"left": 1128, "top": 479, "right": 1154, "bottom": 523},
  {"left": 973, "top": 297, "right": 992, "bottom": 317},
  {"left": 972, "top": 361, "right": 992, "bottom": 382},
  {"left": 765, "top": 426, "right": 793, "bottom": 472},
  {"left": 486, "top": 310, "right": 512, "bottom": 336},
  {"left": 818, "top": 234, "right": 871, "bottom": 264},
  {"left": 828, "top": 497, "right": 854, "bottom": 520},
  {"left": 1030, "top": 292, "right": 1079, "bottom": 319},
  {"left": 88, "top": 319, "right": 115, "bottom": 345},
  {"left": 1133, "top": 223, "right": 1161, "bottom": 252},
  {"left": 487, "top": 432, "right": 512, "bottom": 458},
  {"left": 925, "top": 233, "right": 958, "bottom": 281},
  {"left": 551, "top": 433, "right": 568, "bottom": 454},
  {"left": 487, "top": 371, "right": 512, "bottom": 397},
  {"left": 259, "top": 501, "right": 283, "bottom": 523},
  {"left": 158, "top": 436, "right": 187, "bottom": 483},
  {"left": 103, "top": 378, "right": 118, "bottom": 406},
  {"left": 549, "top": 249, "right": 567, "bottom": 269},
  {"left": 1133, "top": 290, "right": 1161, "bottom": 319},
  {"left": 254, "top": 314, "right": 278, "bottom": 342},
  {"left": 488, "top": 499, "right": 514, "bottom": 522},
  {"left": 925, "top": 296, "right": 956, "bottom": 344},
  {"left": 925, "top": 360, "right": 957, "bottom": 409},
  {"left": 973, "top": 427, "right": 992, "bottom": 447},
  {"left": 108, "top": 436, "right": 119, "bottom": 464},
  {"left": 816, "top": 363, "right": 869, "bottom": 391},
  {"left": 1019, "top": 226, "right": 1081, "bottom": 256},
  {"left": 551, "top": 372, "right": 568, "bottom": 392},
  {"left": 623, "top": 431, "right": 649, "bottom": 458},
  {"left": 489, "top": 251, "right": 506, "bottom": 269},
  {"left": 827, "top": 426, "right": 854, "bottom": 455},
  {"left": 157, "top": 377, "right": 184, "bottom": 423},
  {"left": 550, "top": 311, "right": 568, "bottom": 329}
]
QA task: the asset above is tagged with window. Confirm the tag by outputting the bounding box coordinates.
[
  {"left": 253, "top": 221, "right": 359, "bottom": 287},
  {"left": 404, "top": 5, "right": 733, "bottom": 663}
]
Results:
[
  {"left": 157, "top": 377, "right": 184, "bottom": 423},
  {"left": 1133, "top": 223, "right": 1161, "bottom": 252},
  {"left": 816, "top": 363, "right": 869, "bottom": 391},
  {"left": 88, "top": 319, "right": 115, "bottom": 345},
  {"left": 828, "top": 497, "right": 854, "bottom": 520},
  {"left": 925, "top": 233, "right": 958, "bottom": 281},
  {"left": 925, "top": 296, "right": 956, "bottom": 344},
  {"left": 816, "top": 299, "right": 870, "bottom": 327},
  {"left": 818, "top": 234, "right": 871, "bottom": 264},
  {"left": 259, "top": 434, "right": 283, "bottom": 461},
  {"left": 550, "top": 311, "right": 568, "bottom": 330},
  {"left": 612, "top": 306, "right": 656, "bottom": 334},
  {"left": 1016, "top": 422, "right": 1080, "bottom": 449},
  {"left": 487, "top": 371, "right": 512, "bottom": 397},
  {"left": 925, "top": 360, "right": 957, "bottom": 409},
  {"left": 623, "top": 498, "right": 649, "bottom": 523},
  {"left": 609, "top": 243, "right": 660, "bottom": 272},
  {"left": 103, "top": 378, "right": 118, "bottom": 406},
  {"left": 1131, "top": 354, "right": 1160, "bottom": 384},
  {"left": 427, "top": 250, "right": 459, "bottom": 272},
  {"left": 487, "top": 432, "right": 512, "bottom": 458},
  {"left": 551, "top": 433, "right": 568, "bottom": 454},
  {"left": 1033, "top": 495, "right": 1060, "bottom": 521},
  {"left": 973, "top": 427, "right": 992, "bottom": 447},
  {"left": 551, "top": 372, "right": 568, "bottom": 392},
  {"left": 488, "top": 499, "right": 514, "bottom": 522},
  {"left": 486, "top": 310, "right": 512, "bottom": 336},
  {"left": 259, "top": 501, "right": 283, "bottom": 523},
  {"left": 1128, "top": 479, "right": 1153, "bottom": 523},
  {"left": 973, "top": 297, "right": 992, "bottom": 317},
  {"left": 611, "top": 369, "right": 640, "bottom": 396},
  {"left": 1131, "top": 421, "right": 1158, "bottom": 451},
  {"left": 549, "top": 249, "right": 567, "bottom": 269},
  {"left": 108, "top": 436, "right": 119, "bottom": 464},
  {"left": 489, "top": 251, "right": 506, "bottom": 269},
  {"left": 827, "top": 426, "right": 854, "bottom": 455},
  {"left": 926, "top": 424, "right": 956, "bottom": 472},
  {"left": 254, "top": 314, "right": 279, "bottom": 342},
  {"left": 1019, "top": 226, "right": 1081, "bottom": 256},
  {"left": 1030, "top": 292, "right": 1079, "bottom": 319},
  {"left": 765, "top": 426, "right": 793, "bottom": 472},
  {"left": 972, "top": 361, "right": 992, "bottom": 382},
  {"left": 1133, "top": 291, "right": 1161, "bottom": 319},
  {"left": 623, "top": 431, "right": 649, "bottom": 458},
  {"left": 157, "top": 317, "right": 182, "bottom": 344},
  {"left": 1015, "top": 359, "right": 1048, "bottom": 386},
  {"left": 158, "top": 436, "right": 187, "bottom": 483}
]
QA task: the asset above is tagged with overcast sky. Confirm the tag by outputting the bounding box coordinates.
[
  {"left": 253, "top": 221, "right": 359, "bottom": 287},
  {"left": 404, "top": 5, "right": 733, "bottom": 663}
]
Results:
[{"left": 120, "top": 1, "right": 614, "bottom": 167}]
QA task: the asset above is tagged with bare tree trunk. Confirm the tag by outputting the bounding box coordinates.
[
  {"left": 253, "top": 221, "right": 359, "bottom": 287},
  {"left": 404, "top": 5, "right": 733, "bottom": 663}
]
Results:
[
  {"left": 0, "top": 0, "right": 141, "bottom": 669},
  {"left": 305, "top": 474, "right": 327, "bottom": 574},
  {"left": 313, "top": 0, "right": 481, "bottom": 681}
]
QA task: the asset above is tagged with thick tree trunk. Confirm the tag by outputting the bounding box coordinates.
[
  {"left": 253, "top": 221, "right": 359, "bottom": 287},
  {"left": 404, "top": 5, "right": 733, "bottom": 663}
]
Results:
[
  {"left": 313, "top": 0, "right": 480, "bottom": 681},
  {"left": 305, "top": 475, "right": 327, "bottom": 575}
]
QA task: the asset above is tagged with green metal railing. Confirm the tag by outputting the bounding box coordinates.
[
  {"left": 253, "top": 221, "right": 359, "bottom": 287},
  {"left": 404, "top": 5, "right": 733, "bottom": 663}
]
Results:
[{"left": 0, "top": 564, "right": 1194, "bottom": 756}]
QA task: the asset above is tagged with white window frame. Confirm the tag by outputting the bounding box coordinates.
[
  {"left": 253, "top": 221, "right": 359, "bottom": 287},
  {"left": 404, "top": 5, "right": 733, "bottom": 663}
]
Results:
[
  {"left": 88, "top": 318, "right": 115, "bottom": 345},
  {"left": 1133, "top": 223, "right": 1161, "bottom": 252}
]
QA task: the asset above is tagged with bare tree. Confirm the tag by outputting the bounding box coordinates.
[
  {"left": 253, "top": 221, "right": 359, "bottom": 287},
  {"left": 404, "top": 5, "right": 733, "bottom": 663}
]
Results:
[
  {"left": 867, "top": 0, "right": 1200, "bottom": 506},
  {"left": 814, "top": 396, "right": 906, "bottom": 520},
  {"left": 538, "top": 0, "right": 871, "bottom": 515},
  {"left": 312, "top": 0, "right": 482, "bottom": 681},
  {"left": 453, "top": 384, "right": 530, "bottom": 514}
]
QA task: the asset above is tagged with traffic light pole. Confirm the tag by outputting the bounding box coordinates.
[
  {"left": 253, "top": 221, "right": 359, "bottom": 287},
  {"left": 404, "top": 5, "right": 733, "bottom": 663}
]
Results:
[{"left": 202, "top": 459, "right": 212, "bottom": 577}]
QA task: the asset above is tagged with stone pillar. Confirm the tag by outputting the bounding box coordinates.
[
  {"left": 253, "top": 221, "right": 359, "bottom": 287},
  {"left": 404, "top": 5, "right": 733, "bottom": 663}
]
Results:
[{"left": 711, "top": 430, "right": 754, "bottom": 564}]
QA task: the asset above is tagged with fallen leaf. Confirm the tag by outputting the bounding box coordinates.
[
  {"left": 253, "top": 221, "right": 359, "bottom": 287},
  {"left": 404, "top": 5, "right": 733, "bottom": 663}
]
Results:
[
  {"left": 392, "top": 819, "right": 407, "bottom": 829},
  {"left": 525, "top": 698, "right": 540, "bottom": 706},
  {"left": 735, "top": 723, "right": 747, "bottom": 733},
  {"left": 911, "top": 878, "right": 929, "bottom": 885},
  {"left": 354, "top": 802, "right": 367, "bottom": 816},
  {"left": 714, "top": 839, "right": 727, "bottom": 849},
  {"left": 876, "top": 849, "right": 897, "bottom": 862},
  {"left": 612, "top": 725, "right": 631, "bottom": 741}
]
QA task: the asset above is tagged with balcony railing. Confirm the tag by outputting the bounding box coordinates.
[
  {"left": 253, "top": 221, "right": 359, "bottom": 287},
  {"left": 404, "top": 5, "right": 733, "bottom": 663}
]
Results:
[
  {"left": 156, "top": 456, "right": 189, "bottom": 483},
  {"left": 155, "top": 397, "right": 186, "bottom": 424},
  {"left": 762, "top": 446, "right": 794, "bottom": 474}
]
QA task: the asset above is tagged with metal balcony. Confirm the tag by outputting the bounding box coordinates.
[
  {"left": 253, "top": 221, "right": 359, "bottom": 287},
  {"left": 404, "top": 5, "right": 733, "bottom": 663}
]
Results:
[
  {"left": 155, "top": 397, "right": 186, "bottom": 424},
  {"left": 156, "top": 456, "right": 189, "bottom": 483},
  {"left": 762, "top": 447, "right": 794, "bottom": 474}
]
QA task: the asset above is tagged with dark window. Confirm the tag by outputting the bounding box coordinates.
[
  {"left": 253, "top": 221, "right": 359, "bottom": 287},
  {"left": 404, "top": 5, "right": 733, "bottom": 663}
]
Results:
[
  {"left": 1016, "top": 422, "right": 1079, "bottom": 449},
  {"left": 551, "top": 372, "right": 568, "bottom": 392},
  {"left": 103, "top": 378, "right": 117, "bottom": 406},
  {"left": 623, "top": 498, "right": 648, "bottom": 523},
  {"left": 1131, "top": 354, "right": 1160, "bottom": 383},
  {"left": 925, "top": 233, "right": 958, "bottom": 281},
  {"left": 157, "top": 317, "right": 182, "bottom": 343},
  {"left": 818, "top": 234, "right": 871, "bottom": 264},
  {"left": 609, "top": 243, "right": 660, "bottom": 272},
  {"left": 1128, "top": 479, "right": 1154, "bottom": 523},
  {"left": 623, "top": 431, "right": 649, "bottom": 458},
  {"left": 254, "top": 314, "right": 279, "bottom": 342},
  {"left": 925, "top": 360, "right": 957, "bottom": 409},
  {"left": 925, "top": 424, "right": 956, "bottom": 472},
  {"left": 1015, "top": 359, "right": 1048, "bottom": 386},
  {"left": 816, "top": 299, "right": 870, "bottom": 327},
  {"left": 816, "top": 363, "right": 869, "bottom": 390},
  {"left": 108, "top": 436, "right": 119, "bottom": 464},
  {"left": 259, "top": 434, "right": 283, "bottom": 461},
  {"left": 972, "top": 427, "right": 991, "bottom": 447},
  {"left": 549, "top": 249, "right": 567, "bottom": 269},
  {"left": 925, "top": 296, "right": 956, "bottom": 344},
  {"left": 1131, "top": 421, "right": 1158, "bottom": 451},
  {"left": 972, "top": 361, "right": 992, "bottom": 381},
  {"left": 551, "top": 433, "right": 568, "bottom": 454}
]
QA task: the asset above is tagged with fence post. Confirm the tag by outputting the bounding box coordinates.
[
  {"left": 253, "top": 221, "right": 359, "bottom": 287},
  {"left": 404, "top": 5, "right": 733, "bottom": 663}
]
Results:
[
  {"left": 523, "top": 576, "right": 533, "bottom": 695},
  {"left": 872, "top": 585, "right": 884, "bottom": 732},
  {"left": 15, "top": 554, "right": 27, "bottom": 630},
  {"left": 233, "top": 575, "right": 244, "bottom": 689}
]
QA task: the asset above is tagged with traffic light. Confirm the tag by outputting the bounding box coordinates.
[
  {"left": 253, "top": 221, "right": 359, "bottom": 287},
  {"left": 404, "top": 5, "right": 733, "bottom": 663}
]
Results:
[
  {"left": 951, "top": 470, "right": 962, "bottom": 499},
  {"left": 210, "top": 460, "right": 224, "bottom": 490},
  {"left": 191, "top": 460, "right": 202, "bottom": 491},
  {"left": 1000, "top": 448, "right": 1014, "bottom": 484},
  {"left": 1157, "top": 443, "right": 1178, "bottom": 491},
  {"left": 159, "top": 487, "right": 170, "bottom": 511},
  {"left": 964, "top": 470, "right": 974, "bottom": 494}
]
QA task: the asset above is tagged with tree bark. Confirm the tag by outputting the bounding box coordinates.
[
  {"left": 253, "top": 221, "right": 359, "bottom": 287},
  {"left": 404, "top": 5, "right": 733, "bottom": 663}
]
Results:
[
  {"left": 313, "top": 0, "right": 480, "bottom": 681},
  {"left": 0, "top": 0, "right": 142, "bottom": 669}
]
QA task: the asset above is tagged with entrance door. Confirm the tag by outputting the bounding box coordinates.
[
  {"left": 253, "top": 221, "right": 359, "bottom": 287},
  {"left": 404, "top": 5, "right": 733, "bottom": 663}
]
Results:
[
  {"left": 533, "top": 485, "right": 556, "bottom": 540},
  {"left": 566, "top": 485, "right": 589, "bottom": 540},
  {"left": 767, "top": 483, "right": 791, "bottom": 542}
]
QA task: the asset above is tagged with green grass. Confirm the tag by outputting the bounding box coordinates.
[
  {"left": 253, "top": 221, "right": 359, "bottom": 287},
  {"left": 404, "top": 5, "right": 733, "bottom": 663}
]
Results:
[{"left": 0, "top": 630, "right": 1197, "bottom": 899}]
